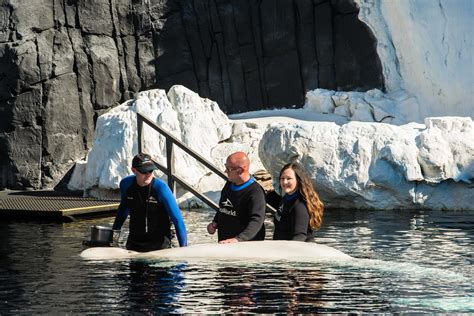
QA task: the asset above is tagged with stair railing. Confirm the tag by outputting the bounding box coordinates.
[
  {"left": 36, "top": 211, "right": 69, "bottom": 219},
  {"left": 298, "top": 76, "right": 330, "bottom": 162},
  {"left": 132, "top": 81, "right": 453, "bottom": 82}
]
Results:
[
  {"left": 137, "top": 112, "right": 277, "bottom": 214},
  {"left": 137, "top": 112, "right": 227, "bottom": 211}
]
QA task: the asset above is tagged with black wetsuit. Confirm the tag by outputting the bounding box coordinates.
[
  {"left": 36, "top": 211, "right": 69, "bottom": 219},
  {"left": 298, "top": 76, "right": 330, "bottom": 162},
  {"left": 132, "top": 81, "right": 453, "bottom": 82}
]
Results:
[
  {"left": 272, "top": 191, "right": 314, "bottom": 242},
  {"left": 112, "top": 176, "right": 187, "bottom": 252},
  {"left": 213, "top": 177, "right": 266, "bottom": 241}
]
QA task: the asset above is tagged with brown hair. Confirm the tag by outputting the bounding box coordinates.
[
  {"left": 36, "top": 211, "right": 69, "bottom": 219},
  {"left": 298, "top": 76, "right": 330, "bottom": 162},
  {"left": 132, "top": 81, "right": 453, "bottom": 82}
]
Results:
[{"left": 279, "top": 162, "right": 324, "bottom": 230}]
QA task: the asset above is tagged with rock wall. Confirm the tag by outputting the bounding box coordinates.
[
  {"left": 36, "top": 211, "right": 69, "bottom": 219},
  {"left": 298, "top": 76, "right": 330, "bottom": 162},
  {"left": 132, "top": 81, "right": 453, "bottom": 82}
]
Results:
[{"left": 0, "top": 0, "right": 382, "bottom": 190}]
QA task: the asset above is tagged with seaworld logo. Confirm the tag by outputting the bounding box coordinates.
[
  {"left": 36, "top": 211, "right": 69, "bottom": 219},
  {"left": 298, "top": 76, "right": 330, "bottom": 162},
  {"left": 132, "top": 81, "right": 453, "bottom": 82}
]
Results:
[
  {"left": 219, "top": 208, "right": 236, "bottom": 216},
  {"left": 221, "top": 198, "right": 233, "bottom": 208},
  {"left": 219, "top": 199, "right": 236, "bottom": 216}
]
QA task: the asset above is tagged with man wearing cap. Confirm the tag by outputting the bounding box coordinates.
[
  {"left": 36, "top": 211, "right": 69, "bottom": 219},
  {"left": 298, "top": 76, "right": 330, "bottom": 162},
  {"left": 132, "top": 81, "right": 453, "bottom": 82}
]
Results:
[
  {"left": 112, "top": 153, "right": 187, "bottom": 252},
  {"left": 206, "top": 151, "right": 266, "bottom": 244}
]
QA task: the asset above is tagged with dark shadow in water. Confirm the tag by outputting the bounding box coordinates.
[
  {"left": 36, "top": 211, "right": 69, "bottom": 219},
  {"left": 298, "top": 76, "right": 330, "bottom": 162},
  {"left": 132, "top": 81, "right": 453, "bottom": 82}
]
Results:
[
  {"left": 124, "top": 260, "right": 187, "bottom": 314},
  {"left": 0, "top": 222, "right": 25, "bottom": 312}
]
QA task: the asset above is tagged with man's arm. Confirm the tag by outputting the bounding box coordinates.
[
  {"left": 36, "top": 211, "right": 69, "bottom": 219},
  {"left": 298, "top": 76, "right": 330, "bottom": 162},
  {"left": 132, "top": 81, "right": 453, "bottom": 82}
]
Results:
[
  {"left": 235, "top": 186, "right": 266, "bottom": 241},
  {"left": 112, "top": 176, "right": 134, "bottom": 230},
  {"left": 207, "top": 205, "right": 220, "bottom": 234},
  {"left": 154, "top": 179, "right": 188, "bottom": 247},
  {"left": 209, "top": 182, "right": 229, "bottom": 236},
  {"left": 112, "top": 204, "right": 128, "bottom": 230}
]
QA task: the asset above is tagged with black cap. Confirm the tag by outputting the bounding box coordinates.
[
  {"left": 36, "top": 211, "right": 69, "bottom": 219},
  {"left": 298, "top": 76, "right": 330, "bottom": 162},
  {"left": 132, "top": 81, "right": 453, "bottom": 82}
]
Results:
[{"left": 132, "top": 153, "right": 157, "bottom": 173}]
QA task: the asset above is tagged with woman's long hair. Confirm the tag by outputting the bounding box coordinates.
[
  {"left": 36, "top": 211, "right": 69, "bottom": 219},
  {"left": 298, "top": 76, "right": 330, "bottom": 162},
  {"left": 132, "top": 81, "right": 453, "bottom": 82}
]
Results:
[{"left": 279, "top": 162, "right": 324, "bottom": 230}]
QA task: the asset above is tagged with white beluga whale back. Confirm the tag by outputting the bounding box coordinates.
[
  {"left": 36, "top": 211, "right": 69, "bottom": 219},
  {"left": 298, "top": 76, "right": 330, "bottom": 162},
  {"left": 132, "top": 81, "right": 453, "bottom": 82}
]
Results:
[
  {"left": 80, "top": 241, "right": 471, "bottom": 285},
  {"left": 80, "top": 240, "right": 352, "bottom": 261}
]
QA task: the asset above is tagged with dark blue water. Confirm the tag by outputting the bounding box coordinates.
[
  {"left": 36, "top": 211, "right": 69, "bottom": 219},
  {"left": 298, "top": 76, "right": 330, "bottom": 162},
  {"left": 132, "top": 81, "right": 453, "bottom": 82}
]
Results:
[{"left": 0, "top": 209, "right": 472, "bottom": 313}]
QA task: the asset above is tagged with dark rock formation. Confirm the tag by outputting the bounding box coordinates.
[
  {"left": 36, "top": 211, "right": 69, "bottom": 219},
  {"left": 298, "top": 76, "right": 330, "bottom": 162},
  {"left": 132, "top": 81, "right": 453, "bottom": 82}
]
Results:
[{"left": 0, "top": 0, "right": 382, "bottom": 190}]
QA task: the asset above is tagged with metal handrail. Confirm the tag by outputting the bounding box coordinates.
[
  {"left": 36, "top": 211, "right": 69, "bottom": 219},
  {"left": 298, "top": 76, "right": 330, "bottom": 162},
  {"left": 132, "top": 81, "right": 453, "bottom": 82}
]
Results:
[
  {"left": 137, "top": 112, "right": 277, "bottom": 214},
  {"left": 137, "top": 112, "right": 226, "bottom": 211}
]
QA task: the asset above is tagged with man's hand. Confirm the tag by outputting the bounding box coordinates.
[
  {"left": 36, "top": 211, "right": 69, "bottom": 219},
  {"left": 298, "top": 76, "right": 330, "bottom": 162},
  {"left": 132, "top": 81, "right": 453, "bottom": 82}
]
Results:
[
  {"left": 112, "top": 230, "right": 121, "bottom": 247},
  {"left": 219, "top": 237, "right": 239, "bottom": 244},
  {"left": 207, "top": 222, "right": 217, "bottom": 234}
]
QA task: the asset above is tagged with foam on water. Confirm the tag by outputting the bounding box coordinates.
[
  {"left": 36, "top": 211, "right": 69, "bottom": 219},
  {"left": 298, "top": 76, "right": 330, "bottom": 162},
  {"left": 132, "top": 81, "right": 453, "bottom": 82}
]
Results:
[
  {"left": 331, "top": 258, "right": 470, "bottom": 282},
  {"left": 392, "top": 297, "right": 474, "bottom": 312}
]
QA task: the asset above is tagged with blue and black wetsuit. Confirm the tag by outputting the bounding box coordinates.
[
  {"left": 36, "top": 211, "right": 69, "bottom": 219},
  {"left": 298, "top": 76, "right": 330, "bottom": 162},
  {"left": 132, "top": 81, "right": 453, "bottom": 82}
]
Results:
[
  {"left": 112, "top": 175, "right": 187, "bottom": 252},
  {"left": 213, "top": 177, "right": 266, "bottom": 242},
  {"left": 272, "top": 191, "right": 314, "bottom": 242}
]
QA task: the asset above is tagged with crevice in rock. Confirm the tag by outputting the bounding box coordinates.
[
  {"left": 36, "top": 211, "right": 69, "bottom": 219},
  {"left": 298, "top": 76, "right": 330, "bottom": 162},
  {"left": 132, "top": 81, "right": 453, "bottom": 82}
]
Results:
[
  {"left": 231, "top": 1, "right": 250, "bottom": 111},
  {"left": 255, "top": 1, "right": 268, "bottom": 109},
  {"left": 292, "top": 0, "right": 306, "bottom": 96},
  {"left": 178, "top": 0, "right": 200, "bottom": 97}
]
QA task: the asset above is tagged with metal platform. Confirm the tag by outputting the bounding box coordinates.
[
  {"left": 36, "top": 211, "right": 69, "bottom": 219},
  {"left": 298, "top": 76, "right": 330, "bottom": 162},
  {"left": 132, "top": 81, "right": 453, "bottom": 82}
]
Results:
[{"left": 0, "top": 190, "right": 119, "bottom": 221}]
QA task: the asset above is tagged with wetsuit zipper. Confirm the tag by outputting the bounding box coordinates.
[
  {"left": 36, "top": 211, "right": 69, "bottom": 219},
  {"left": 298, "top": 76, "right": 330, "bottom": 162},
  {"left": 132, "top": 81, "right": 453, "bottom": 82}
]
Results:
[
  {"left": 137, "top": 182, "right": 152, "bottom": 234},
  {"left": 145, "top": 184, "right": 151, "bottom": 233}
]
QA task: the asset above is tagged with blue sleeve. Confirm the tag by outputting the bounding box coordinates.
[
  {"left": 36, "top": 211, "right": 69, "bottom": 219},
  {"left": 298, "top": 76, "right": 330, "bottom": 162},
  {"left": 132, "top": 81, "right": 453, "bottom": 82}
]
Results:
[
  {"left": 112, "top": 176, "right": 134, "bottom": 230},
  {"left": 153, "top": 179, "right": 188, "bottom": 247}
]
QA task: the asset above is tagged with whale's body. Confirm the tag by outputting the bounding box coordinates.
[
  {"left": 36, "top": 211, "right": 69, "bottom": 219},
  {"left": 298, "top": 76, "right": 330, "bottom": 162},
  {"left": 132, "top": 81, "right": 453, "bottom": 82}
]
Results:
[{"left": 80, "top": 240, "right": 351, "bottom": 261}]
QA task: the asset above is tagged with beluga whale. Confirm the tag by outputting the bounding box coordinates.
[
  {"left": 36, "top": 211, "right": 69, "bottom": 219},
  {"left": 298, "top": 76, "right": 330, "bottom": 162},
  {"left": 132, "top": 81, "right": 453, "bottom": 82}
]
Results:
[{"left": 80, "top": 240, "right": 352, "bottom": 262}]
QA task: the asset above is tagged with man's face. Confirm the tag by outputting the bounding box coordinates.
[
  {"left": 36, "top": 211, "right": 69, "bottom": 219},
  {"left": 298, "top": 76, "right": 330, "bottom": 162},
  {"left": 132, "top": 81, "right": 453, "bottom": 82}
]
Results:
[
  {"left": 133, "top": 168, "right": 154, "bottom": 187},
  {"left": 224, "top": 159, "right": 241, "bottom": 184}
]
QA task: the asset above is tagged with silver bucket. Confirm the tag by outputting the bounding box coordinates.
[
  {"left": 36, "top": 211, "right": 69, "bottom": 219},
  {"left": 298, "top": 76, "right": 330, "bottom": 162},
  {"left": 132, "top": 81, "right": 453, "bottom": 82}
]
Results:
[{"left": 90, "top": 225, "right": 113, "bottom": 244}]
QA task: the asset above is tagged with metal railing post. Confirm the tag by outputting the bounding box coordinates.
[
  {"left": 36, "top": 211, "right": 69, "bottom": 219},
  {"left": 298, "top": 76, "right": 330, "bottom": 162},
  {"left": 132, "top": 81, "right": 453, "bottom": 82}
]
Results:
[
  {"left": 165, "top": 138, "right": 176, "bottom": 196},
  {"left": 137, "top": 116, "right": 144, "bottom": 153}
]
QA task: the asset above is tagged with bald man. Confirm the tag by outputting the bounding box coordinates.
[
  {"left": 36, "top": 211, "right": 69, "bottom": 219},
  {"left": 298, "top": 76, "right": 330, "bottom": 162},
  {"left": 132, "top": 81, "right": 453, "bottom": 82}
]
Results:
[{"left": 207, "top": 152, "right": 266, "bottom": 243}]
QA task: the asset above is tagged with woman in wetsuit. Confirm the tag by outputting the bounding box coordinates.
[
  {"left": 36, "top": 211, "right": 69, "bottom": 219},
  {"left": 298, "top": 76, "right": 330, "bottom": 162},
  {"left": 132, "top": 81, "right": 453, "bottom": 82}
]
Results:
[{"left": 271, "top": 162, "right": 324, "bottom": 241}]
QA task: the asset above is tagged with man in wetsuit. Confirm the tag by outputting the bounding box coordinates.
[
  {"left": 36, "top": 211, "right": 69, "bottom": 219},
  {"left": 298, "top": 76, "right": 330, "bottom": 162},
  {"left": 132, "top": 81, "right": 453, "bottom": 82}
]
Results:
[
  {"left": 206, "top": 151, "right": 266, "bottom": 243},
  {"left": 112, "top": 153, "right": 187, "bottom": 252}
]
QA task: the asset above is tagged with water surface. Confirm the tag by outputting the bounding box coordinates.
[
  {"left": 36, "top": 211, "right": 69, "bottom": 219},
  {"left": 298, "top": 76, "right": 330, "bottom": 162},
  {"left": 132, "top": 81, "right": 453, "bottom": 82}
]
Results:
[{"left": 0, "top": 209, "right": 472, "bottom": 313}]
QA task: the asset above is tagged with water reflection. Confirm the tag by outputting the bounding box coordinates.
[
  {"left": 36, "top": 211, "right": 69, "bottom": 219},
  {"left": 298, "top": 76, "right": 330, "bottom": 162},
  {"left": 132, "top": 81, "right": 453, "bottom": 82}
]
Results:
[
  {"left": 158, "top": 261, "right": 330, "bottom": 314},
  {"left": 254, "top": 265, "right": 326, "bottom": 313},
  {"left": 217, "top": 266, "right": 258, "bottom": 311},
  {"left": 122, "top": 261, "right": 186, "bottom": 314}
]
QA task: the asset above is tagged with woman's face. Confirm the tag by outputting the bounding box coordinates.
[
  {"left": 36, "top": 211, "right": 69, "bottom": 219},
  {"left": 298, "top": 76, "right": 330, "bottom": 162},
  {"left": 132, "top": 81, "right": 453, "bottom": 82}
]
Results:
[{"left": 280, "top": 168, "right": 298, "bottom": 195}]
